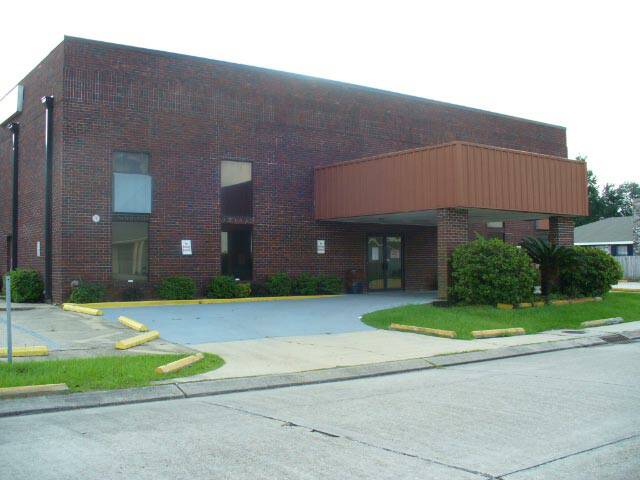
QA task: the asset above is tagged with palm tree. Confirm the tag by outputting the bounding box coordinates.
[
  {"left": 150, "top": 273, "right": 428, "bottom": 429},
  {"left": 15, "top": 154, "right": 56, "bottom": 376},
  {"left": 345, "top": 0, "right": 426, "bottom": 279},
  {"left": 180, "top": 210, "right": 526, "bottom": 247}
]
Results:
[{"left": 520, "top": 237, "right": 571, "bottom": 297}]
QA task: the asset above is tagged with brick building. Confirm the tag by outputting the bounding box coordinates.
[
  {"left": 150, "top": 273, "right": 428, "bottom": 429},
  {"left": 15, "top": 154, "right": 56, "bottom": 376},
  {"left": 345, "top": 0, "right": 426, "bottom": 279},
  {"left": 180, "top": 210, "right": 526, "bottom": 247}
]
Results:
[{"left": 0, "top": 37, "right": 587, "bottom": 303}]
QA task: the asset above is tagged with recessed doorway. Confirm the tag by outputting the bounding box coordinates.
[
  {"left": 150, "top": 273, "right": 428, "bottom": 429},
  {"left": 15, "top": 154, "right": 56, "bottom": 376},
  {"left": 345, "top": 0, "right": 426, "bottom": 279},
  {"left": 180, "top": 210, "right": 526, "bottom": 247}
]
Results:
[{"left": 366, "top": 235, "right": 403, "bottom": 291}]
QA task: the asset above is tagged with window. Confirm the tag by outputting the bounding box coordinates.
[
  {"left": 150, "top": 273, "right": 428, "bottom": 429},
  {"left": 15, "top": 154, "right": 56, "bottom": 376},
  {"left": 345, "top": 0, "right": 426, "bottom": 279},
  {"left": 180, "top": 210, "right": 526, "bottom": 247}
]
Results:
[
  {"left": 221, "top": 227, "right": 252, "bottom": 280},
  {"left": 221, "top": 161, "right": 252, "bottom": 217},
  {"left": 535, "top": 219, "right": 550, "bottom": 230},
  {"left": 612, "top": 245, "right": 631, "bottom": 256},
  {"left": 113, "top": 152, "right": 152, "bottom": 213},
  {"left": 112, "top": 222, "right": 148, "bottom": 281}
]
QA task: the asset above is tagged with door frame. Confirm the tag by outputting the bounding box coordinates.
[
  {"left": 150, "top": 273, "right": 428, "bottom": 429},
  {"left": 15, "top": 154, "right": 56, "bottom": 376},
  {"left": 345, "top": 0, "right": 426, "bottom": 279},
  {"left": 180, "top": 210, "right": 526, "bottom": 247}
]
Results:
[{"left": 366, "top": 233, "right": 405, "bottom": 291}]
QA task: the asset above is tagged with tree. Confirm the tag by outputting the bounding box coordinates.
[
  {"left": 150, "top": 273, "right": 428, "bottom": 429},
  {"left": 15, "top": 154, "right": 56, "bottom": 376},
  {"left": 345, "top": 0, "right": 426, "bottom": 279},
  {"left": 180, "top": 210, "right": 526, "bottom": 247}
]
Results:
[
  {"left": 520, "top": 237, "right": 570, "bottom": 297},
  {"left": 618, "top": 182, "right": 640, "bottom": 216},
  {"left": 575, "top": 167, "right": 603, "bottom": 226},
  {"left": 574, "top": 158, "right": 638, "bottom": 226}
]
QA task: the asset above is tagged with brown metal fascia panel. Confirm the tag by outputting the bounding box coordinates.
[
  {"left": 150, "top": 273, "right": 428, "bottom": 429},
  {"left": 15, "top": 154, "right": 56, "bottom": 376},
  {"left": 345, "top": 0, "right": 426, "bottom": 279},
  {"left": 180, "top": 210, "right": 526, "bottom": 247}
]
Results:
[
  {"left": 314, "top": 141, "right": 588, "bottom": 220},
  {"left": 454, "top": 143, "right": 588, "bottom": 216}
]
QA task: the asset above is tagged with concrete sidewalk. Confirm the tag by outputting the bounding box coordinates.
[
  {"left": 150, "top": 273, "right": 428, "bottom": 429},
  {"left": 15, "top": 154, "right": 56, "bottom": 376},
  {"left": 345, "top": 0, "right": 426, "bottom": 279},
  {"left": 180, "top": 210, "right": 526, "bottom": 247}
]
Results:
[
  {"left": 0, "top": 302, "right": 190, "bottom": 360},
  {"left": 182, "top": 320, "right": 640, "bottom": 381}
]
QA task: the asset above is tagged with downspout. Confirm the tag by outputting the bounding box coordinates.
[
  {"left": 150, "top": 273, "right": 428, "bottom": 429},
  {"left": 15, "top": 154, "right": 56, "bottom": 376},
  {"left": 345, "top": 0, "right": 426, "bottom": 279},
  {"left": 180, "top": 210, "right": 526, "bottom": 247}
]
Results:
[
  {"left": 41, "top": 96, "right": 54, "bottom": 301},
  {"left": 7, "top": 122, "right": 19, "bottom": 270}
]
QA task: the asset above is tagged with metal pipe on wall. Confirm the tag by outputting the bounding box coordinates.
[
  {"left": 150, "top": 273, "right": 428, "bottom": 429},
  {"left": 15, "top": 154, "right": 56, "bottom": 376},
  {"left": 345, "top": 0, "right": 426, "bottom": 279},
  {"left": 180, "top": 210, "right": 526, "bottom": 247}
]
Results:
[
  {"left": 42, "top": 96, "right": 54, "bottom": 301},
  {"left": 7, "top": 122, "right": 20, "bottom": 270}
]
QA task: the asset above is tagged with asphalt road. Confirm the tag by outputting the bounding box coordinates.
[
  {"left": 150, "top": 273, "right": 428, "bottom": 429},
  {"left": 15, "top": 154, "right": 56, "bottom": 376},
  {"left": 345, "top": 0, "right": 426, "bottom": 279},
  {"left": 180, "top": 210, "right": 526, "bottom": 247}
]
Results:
[{"left": 1, "top": 342, "right": 638, "bottom": 479}]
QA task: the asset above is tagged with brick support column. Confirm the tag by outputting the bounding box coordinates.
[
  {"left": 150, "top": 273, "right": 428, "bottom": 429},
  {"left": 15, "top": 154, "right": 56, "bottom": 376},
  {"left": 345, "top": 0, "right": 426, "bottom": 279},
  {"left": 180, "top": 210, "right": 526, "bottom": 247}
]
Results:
[
  {"left": 633, "top": 198, "right": 640, "bottom": 256},
  {"left": 437, "top": 208, "right": 468, "bottom": 299},
  {"left": 548, "top": 216, "right": 574, "bottom": 246}
]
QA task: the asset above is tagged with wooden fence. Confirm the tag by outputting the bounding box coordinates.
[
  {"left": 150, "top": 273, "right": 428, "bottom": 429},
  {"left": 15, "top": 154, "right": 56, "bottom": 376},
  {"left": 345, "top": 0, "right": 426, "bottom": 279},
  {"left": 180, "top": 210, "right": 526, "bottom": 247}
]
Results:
[{"left": 616, "top": 256, "right": 640, "bottom": 280}]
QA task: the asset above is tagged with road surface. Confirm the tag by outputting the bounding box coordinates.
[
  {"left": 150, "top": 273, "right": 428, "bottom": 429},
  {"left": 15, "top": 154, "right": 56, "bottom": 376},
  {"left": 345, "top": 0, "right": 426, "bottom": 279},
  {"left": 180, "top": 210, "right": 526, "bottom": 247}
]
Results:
[{"left": 1, "top": 342, "right": 638, "bottom": 479}]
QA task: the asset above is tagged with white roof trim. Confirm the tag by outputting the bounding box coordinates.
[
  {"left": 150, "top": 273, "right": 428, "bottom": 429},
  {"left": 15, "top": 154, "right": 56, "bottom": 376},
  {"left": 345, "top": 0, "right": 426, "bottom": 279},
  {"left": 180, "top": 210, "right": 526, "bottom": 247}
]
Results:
[{"left": 574, "top": 241, "right": 633, "bottom": 246}]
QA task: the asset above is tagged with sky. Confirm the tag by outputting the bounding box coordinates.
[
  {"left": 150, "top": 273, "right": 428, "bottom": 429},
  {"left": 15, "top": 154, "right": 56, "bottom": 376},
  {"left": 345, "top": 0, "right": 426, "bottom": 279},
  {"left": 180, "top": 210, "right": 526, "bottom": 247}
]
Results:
[{"left": 1, "top": 0, "right": 638, "bottom": 186}]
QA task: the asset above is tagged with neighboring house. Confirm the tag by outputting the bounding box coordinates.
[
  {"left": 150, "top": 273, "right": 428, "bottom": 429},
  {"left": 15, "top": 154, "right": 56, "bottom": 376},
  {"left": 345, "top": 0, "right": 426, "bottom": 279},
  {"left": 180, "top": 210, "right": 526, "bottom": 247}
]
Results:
[
  {"left": 0, "top": 37, "right": 588, "bottom": 303},
  {"left": 575, "top": 198, "right": 640, "bottom": 259},
  {"left": 574, "top": 217, "right": 635, "bottom": 256}
]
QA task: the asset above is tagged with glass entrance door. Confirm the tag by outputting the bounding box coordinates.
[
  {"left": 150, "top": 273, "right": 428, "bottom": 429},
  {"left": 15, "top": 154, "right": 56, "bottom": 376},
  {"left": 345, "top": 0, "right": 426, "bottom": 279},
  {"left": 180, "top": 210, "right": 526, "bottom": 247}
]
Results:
[{"left": 367, "top": 235, "right": 403, "bottom": 290}]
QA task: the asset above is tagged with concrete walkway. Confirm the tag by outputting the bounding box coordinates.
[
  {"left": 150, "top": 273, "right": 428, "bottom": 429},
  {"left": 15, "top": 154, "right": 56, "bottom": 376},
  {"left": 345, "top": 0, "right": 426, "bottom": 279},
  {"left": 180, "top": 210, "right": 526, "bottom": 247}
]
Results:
[
  {"left": 0, "top": 302, "right": 189, "bottom": 360},
  {"left": 181, "top": 320, "right": 640, "bottom": 381}
]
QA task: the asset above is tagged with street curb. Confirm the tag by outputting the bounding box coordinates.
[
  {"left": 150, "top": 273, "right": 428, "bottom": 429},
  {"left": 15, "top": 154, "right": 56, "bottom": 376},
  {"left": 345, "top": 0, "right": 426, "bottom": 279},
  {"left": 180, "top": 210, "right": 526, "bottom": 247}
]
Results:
[
  {"left": 1, "top": 332, "right": 637, "bottom": 418},
  {"left": 80, "top": 295, "right": 341, "bottom": 309}
]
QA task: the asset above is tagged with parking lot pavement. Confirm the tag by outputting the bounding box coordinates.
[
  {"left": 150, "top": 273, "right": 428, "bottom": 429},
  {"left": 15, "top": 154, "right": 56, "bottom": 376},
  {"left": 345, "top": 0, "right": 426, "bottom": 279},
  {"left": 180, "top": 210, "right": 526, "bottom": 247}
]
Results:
[
  {"left": 0, "top": 303, "right": 190, "bottom": 360},
  {"left": 100, "top": 292, "right": 436, "bottom": 345}
]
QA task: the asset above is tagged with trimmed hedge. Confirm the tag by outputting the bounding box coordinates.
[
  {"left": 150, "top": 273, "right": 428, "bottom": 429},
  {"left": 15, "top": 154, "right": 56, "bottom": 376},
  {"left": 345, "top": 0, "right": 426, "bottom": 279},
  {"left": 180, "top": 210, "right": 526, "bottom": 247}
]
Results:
[
  {"left": 450, "top": 237, "right": 537, "bottom": 305},
  {"left": 6, "top": 269, "right": 44, "bottom": 303},
  {"left": 68, "top": 281, "right": 106, "bottom": 304},
  {"left": 558, "top": 246, "right": 623, "bottom": 297},
  {"left": 207, "top": 276, "right": 237, "bottom": 299},
  {"left": 293, "top": 273, "right": 320, "bottom": 295},
  {"left": 317, "top": 275, "right": 343, "bottom": 294},
  {"left": 265, "top": 272, "right": 294, "bottom": 296},
  {"left": 156, "top": 276, "right": 196, "bottom": 300},
  {"left": 235, "top": 282, "right": 251, "bottom": 298},
  {"left": 265, "top": 273, "right": 343, "bottom": 296},
  {"left": 207, "top": 276, "right": 252, "bottom": 299}
]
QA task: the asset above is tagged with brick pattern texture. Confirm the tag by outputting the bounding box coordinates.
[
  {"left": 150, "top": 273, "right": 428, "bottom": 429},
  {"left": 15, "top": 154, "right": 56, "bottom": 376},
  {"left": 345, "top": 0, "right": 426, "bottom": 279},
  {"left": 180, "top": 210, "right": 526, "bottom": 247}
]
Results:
[
  {"left": 0, "top": 37, "right": 568, "bottom": 302},
  {"left": 0, "top": 43, "right": 64, "bottom": 288},
  {"left": 548, "top": 216, "right": 575, "bottom": 246},
  {"left": 437, "top": 208, "right": 469, "bottom": 299}
]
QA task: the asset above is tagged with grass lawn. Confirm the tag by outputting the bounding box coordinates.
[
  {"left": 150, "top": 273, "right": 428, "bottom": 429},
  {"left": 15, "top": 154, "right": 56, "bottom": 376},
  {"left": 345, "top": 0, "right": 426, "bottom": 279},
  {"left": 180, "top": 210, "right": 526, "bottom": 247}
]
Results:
[
  {"left": 0, "top": 353, "right": 224, "bottom": 392},
  {"left": 362, "top": 292, "right": 640, "bottom": 340}
]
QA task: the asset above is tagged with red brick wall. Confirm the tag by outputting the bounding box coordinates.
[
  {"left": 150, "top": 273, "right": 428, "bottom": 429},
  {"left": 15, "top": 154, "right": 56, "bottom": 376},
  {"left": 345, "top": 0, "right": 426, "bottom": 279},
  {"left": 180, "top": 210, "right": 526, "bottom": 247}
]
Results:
[
  {"left": 549, "top": 217, "right": 574, "bottom": 246},
  {"left": 0, "top": 42, "right": 64, "bottom": 292},
  {"left": 437, "top": 208, "right": 469, "bottom": 299},
  {"left": 469, "top": 220, "right": 549, "bottom": 245},
  {"left": 2, "top": 37, "right": 568, "bottom": 301}
]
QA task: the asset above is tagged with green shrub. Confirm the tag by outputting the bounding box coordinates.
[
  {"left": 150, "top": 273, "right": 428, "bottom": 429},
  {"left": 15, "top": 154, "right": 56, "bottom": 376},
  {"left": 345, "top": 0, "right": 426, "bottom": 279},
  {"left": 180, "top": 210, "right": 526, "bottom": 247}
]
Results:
[
  {"left": 520, "top": 236, "right": 571, "bottom": 297},
  {"left": 449, "top": 237, "right": 537, "bottom": 305},
  {"left": 207, "top": 276, "right": 237, "bottom": 299},
  {"left": 206, "top": 276, "right": 252, "bottom": 299},
  {"left": 7, "top": 269, "right": 44, "bottom": 303},
  {"left": 265, "top": 272, "right": 293, "bottom": 296},
  {"left": 235, "top": 282, "right": 251, "bottom": 298},
  {"left": 68, "top": 281, "right": 106, "bottom": 304},
  {"left": 293, "top": 273, "right": 320, "bottom": 295},
  {"left": 317, "top": 275, "right": 343, "bottom": 294},
  {"left": 558, "top": 246, "right": 623, "bottom": 297},
  {"left": 156, "top": 276, "right": 196, "bottom": 300}
]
